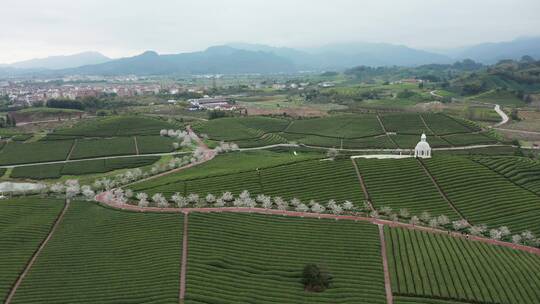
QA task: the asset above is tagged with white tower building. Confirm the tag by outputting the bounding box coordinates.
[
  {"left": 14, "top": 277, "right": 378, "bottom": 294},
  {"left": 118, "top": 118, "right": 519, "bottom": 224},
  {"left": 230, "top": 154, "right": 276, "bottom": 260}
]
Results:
[{"left": 414, "top": 133, "right": 432, "bottom": 158}]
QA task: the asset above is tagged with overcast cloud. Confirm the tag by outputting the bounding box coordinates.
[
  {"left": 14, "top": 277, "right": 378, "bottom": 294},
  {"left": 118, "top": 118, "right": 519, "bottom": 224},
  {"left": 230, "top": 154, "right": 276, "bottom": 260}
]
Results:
[{"left": 1, "top": 0, "right": 540, "bottom": 63}]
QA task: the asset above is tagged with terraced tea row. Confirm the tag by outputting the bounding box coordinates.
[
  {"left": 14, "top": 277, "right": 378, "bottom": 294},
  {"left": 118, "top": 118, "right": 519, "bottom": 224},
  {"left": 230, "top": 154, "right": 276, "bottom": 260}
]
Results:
[
  {"left": 11, "top": 156, "right": 160, "bottom": 179},
  {"left": 11, "top": 202, "right": 183, "bottom": 304},
  {"left": 472, "top": 156, "right": 540, "bottom": 195},
  {"left": 185, "top": 212, "right": 387, "bottom": 304},
  {"left": 386, "top": 226, "right": 540, "bottom": 304},
  {"left": 0, "top": 136, "right": 173, "bottom": 166},
  {"left": 423, "top": 156, "right": 540, "bottom": 235},
  {"left": 133, "top": 158, "right": 364, "bottom": 206},
  {"left": 0, "top": 198, "right": 64, "bottom": 302},
  {"left": 46, "top": 116, "right": 177, "bottom": 139},
  {"left": 355, "top": 158, "right": 459, "bottom": 219}
]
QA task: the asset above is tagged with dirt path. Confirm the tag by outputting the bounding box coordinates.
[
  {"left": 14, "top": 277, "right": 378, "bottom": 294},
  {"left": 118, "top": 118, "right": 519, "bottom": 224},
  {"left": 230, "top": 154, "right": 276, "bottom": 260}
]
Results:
[
  {"left": 125, "top": 126, "right": 216, "bottom": 187},
  {"left": 65, "top": 139, "right": 78, "bottom": 161},
  {"left": 493, "top": 104, "right": 509, "bottom": 127},
  {"left": 179, "top": 213, "right": 189, "bottom": 302},
  {"left": 351, "top": 158, "right": 375, "bottom": 211},
  {"left": 5, "top": 199, "right": 71, "bottom": 304},
  {"left": 94, "top": 193, "right": 540, "bottom": 257},
  {"left": 378, "top": 224, "right": 394, "bottom": 304},
  {"left": 419, "top": 114, "right": 453, "bottom": 147},
  {"left": 416, "top": 158, "right": 470, "bottom": 224},
  {"left": 376, "top": 114, "right": 399, "bottom": 149},
  {"left": 133, "top": 136, "right": 140, "bottom": 155}
]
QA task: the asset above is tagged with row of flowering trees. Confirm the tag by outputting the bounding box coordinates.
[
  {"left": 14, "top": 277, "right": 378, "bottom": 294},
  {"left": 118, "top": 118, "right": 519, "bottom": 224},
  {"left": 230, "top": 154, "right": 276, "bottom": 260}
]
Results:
[
  {"left": 370, "top": 206, "right": 539, "bottom": 247},
  {"left": 114, "top": 188, "right": 540, "bottom": 247}
]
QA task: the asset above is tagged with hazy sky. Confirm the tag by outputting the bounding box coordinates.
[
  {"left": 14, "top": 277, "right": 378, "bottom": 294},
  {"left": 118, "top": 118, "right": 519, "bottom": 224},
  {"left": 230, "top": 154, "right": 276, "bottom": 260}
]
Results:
[{"left": 2, "top": 0, "right": 540, "bottom": 63}]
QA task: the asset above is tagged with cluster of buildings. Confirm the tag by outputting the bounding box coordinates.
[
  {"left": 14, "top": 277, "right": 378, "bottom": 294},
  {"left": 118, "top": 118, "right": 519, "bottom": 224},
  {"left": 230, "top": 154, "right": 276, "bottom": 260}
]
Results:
[
  {"left": 188, "top": 96, "right": 236, "bottom": 111},
  {"left": 0, "top": 82, "right": 184, "bottom": 107}
]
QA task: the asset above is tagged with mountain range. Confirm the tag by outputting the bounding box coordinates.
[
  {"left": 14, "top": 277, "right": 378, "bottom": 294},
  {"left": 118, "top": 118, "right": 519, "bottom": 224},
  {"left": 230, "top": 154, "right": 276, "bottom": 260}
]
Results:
[{"left": 1, "top": 37, "right": 540, "bottom": 76}]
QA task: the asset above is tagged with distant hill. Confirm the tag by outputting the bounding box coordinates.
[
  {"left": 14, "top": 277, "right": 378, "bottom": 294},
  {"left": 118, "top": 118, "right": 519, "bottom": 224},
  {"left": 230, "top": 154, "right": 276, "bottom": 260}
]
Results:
[
  {"left": 228, "top": 42, "right": 453, "bottom": 69},
  {"left": 447, "top": 37, "right": 540, "bottom": 64},
  {"left": 8, "top": 52, "right": 111, "bottom": 70},
  {"left": 57, "top": 46, "right": 296, "bottom": 75}
]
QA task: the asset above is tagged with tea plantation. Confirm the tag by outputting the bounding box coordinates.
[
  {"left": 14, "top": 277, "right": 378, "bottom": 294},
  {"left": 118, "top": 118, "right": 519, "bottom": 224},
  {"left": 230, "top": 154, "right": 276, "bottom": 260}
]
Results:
[
  {"left": 423, "top": 156, "right": 540, "bottom": 235},
  {"left": 0, "top": 198, "right": 64, "bottom": 301},
  {"left": 185, "top": 212, "right": 387, "bottom": 304},
  {"left": 386, "top": 226, "right": 540, "bottom": 304},
  {"left": 11, "top": 202, "right": 183, "bottom": 304}
]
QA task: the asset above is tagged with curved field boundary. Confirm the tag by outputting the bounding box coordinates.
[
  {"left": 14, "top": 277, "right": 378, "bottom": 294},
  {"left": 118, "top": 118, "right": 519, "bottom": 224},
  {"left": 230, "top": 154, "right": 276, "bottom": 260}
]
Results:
[
  {"left": 4, "top": 199, "right": 71, "bottom": 304},
  {"left": 94, "top": 194, "right": 540, "bottom": 257}
]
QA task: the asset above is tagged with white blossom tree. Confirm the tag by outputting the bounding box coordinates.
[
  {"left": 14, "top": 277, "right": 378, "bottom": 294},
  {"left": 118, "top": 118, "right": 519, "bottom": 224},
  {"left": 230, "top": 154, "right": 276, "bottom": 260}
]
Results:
[
  {"left": 81, "top": 185, "right": 95, "bottom": 201},
  {"left": 214, "top": 198, "right": 226, "bottom": 207},
  {"left": 172, "top": 193, "right": 188, "bottom": 208},
  {"left": 152, "top": 193, "right": 168, "bottom": 208},
  {"left": 187, "top": 193, "right": 200, "bottom": 204},
  {"left": 311, "top": 203, "right": 325, "bottom": 214},
  {"left": 469, "top": 225, "right": 487, "bottom": 236},
  {"left": 205, "top": 193, "right": 216, "bottom": 204},
  {"left": 452, "top": 219, "right": 469, "bottom": 231},
  {"left": 499, "top": 226, "right": 511, "bottom": 237},
  {"left": 420, "top": 211, "right": 431, "bottom": 223},
  {"left": 489, "top": 229, "right": 503, "bottom": 240},
  {"left": 221, "top": 192, "right": 234, "bottom": 202},
  {"left": 379, "top": 206, "right": 393, "bottom": 215},
  {"left": 290, "top": 198, "right": 301, "bottom": 207},
  {"left": 50, "top": 183, "right": 65, "bottom": 195},
  {"left": 428, "top": 218, "right": 439, "bottom": 228},
  {"left": 137, "top": 192, "right": 149, "bottom": 207},
  {"left": 409, "top": 216, "right": 420, "bottom": 225},
  {"left": 512, "top": 234, "right": 523, "bottom": 244},
  {"left": 437, "top": 215, "right": 450, "bottom": 226},
  {"left": 342, "top": 201, "right": 354, "bottom": 211},
  {"left": 370, "top": 210, "right": 380, "bottom": 219},
  {"left": 296, "top": 203, "right": 309, "bottom": 212},
  {"left": 399, "top": 208, "right": 410, "bottom": 218}
]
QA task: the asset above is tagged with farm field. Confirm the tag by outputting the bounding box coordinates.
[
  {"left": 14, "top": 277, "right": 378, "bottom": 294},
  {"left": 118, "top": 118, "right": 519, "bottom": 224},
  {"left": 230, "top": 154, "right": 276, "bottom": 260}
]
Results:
[
  {"left": 193, "top": 114, "right": 500, "bottom": 149},
  {"left": 131, "top": 150, "right": 323, "bottom": 192},
  {"left": 0, "top": 198, "right": 64, "bottom": 301},
  {"left": 441, "top": 133, "right": 498, "bottom": 146},
  {"left": 69, "top": 137, "right": 137, "bottom": 159},
  {"left": 11, "top": 202, "right": 182, "bottom": 304},
  {"left": 132, "top": 157, "right": 364, "bottom": 206},
  {"left": 193, "top": 116, "right": 289, "bottom": 141},
  {"left": 135, "top": 135, "right": 177, "bottom": 154},
  {"left": 423, "top": 156, "right": 540, "bottom": 234},
  {"left": 392, "top": 134, "right": 451, "bottom": 149},
  {"left": 386, "top": 226, "right": 540, "bottom": 304},
  {"left": 185, "top": 212, "right": 387, "bottom": 304},
  {"left": 46, "top": 115, "right": 177, "bottom": 139},
  {"left": 421, "top": 113, "right": 475, "bottom": 135},
  {"left": 10, "top": 156, "right": 160, "bottom": 179},
  {"left": 380, "top": 113, "right": 432, "bottom": 135},
  {"left": 469, "top": 90, "right": 526, "bottom": 107},
  {"left": 472, "top": 156, "right": 540, "bottom": 195},
  {"left": 355, "top": 158, "right": 460, "bottom": 218},
  {"left": 0, "top": 140, "right": 74, "bottom": 165},
  {"left": 285, "top": 114, "right": 384, "bottom": 138}
]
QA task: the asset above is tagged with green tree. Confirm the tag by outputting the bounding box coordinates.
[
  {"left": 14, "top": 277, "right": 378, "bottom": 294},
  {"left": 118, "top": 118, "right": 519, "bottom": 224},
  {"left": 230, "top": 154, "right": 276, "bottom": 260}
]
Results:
[{"left": 301, "top": 264, "right": 332, "bottom": 292}]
